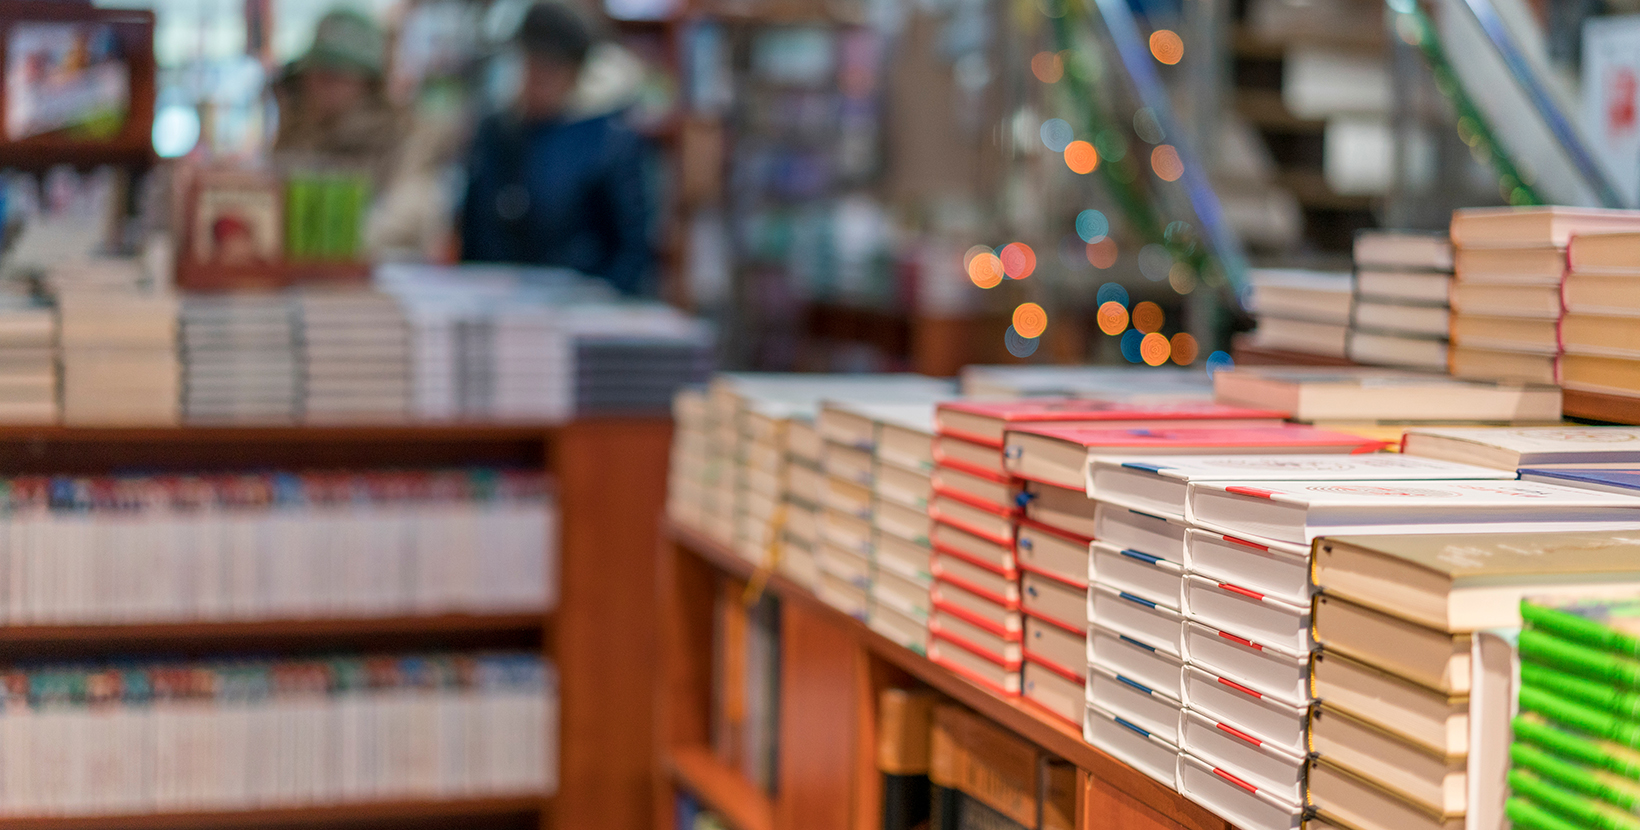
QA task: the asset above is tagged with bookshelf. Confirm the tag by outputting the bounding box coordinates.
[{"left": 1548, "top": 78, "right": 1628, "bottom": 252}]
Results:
[
  {"left": 658, "top": 520, "right": 1233, "bottom": 830},
  {"left": 0, "top": 418, "right": 672, "bottom": 830}
]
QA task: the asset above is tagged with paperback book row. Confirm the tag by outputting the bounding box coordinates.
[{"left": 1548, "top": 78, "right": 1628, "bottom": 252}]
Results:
[
  {"left": 0, "top": 651, "right": 556, "bottom": 817},
  {"left": 1248, "top": 204, "right": 1640, "bottom": 396},
  {"left": 663, "top": 364, "right": 1640, "bottom": 830},
  {"left": 0, "top": 263, "right": 713, "bottom": 425},
  {"left": 0, "top": 468, "right": 553, "bottom": 624}
]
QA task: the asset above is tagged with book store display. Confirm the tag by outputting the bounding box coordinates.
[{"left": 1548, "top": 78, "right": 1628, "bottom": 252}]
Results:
[{"left": 661, "top": 360, "right": 1640, "bottom": 830}]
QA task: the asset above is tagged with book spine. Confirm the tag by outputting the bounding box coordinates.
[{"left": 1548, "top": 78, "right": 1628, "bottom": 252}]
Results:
[
  {"left": 1523, "top": 601, "right": 1640, "bottom": 659},
  {"left": 1519, "top": 628, "right": 1640, "bottom": 688},
  {"left": 1511, "top": 741, "right": 1640, "bottom": 811},
  {"left": 1523, "top": 659, "right": 1640, "bottom": 720},
  {"left": 1519, "top": 685, "right": 1640, "bottom": 751},
  {"left": 1509, "top": 768, "right": 1640, "bottom": 830},
  {"left": 1513, "top": 713, "right": 1640, "bottom": 780}
]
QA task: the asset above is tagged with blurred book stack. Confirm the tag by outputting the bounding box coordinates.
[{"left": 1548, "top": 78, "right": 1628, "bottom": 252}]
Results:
[
  {"left": 862, "top": 405, "right": 937, "bottom": 654},
  {"left": 0, "top": 302, "right": 57, "bottom": 424},
  {"left": 565, "top": 306, "right": 715, "bottom": 417},
  {"left": 1509, "top": 597, "right": 1640, "bottom": 830},
  {"left": 179, "top": 294, "right": 298, "bottom": 423},
  {"left": 958, "top": 365, "right": 1213, "bottom": 401},
  {"left": 1348, "top": 230, "right": 1453, "bottom": 371},
  {"left": 297, "top": 290, "right": 410, "bottom": 422},
  {"left": 666, "top": 387, "right": 714, "bottom": 533},
  {"left": 59, "top": 293, "right": 180, "bottom": 425},
  {"left": 1449, "top": 207, "right": 1640, "bottom": 384},
  {"left": 1558, "top": 231, "right": 1640, "bottom": 399},
  {"left": 1247, "top": 269, "right": 1353, "bottom": 359}
]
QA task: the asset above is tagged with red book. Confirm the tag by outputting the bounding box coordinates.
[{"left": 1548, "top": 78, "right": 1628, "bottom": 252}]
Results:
[
  {"left": 1003, "top": 425, "right": 1387, "bottom": 489},
  {"left": 935, "top": 399, "right": 1288, "bottom": 447}
]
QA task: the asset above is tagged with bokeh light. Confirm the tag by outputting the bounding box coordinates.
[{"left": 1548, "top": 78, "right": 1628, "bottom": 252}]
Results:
[
  {"left": 1151, "top": 145, "right": 1184, "bottom": 181},
  {"left": 1086, "top": 237, "right": 1118, "bottom": 268},
  {"left": 1170, "top": 333, "right": 1199, "bottom": 365},
  {"left": 1137, "top": 244, "right": 1171, "bottom": 281},
  {"left": 1149, "top": 30, "right": 1184, "bottom": 65},
  {"left": 1075, "top": 210, "right": 1110, "bottom": 243},
  {"left": 1005, "top": 325, "right": 1040, "bottom": 357},
  {"left": 963, "top": 245, "right": 992, "bottom": 268},
  {"left": 1031, "top": 51, "right": 1065, "bottom": 83},
  {"left": 1140, "top": 332, "right": 1172, "bottom": 366},
  {"left": 1064, "top": 140, "right": 1099, "bottom": 174},
  {"left": 1132, "top": 301, "right": 1164, "bottom": 333},
  {"left": 1120, "top": 329, "right": 1144, "bottom": 363},
  {"left": 1169, "top": 262, "right": 1197, "bottom": 294},
  {"left": 1132, "top": 108, "right": 1165, "bottom": 144},
  {"left": 1012, "top": 302, "right": 1048, "bottom": 338},
  {"left": 1097, "top": 301, "right": 1129, "bottom": 335},
  {"left": 1205, "top": 350, "right": 1235, "bottom": 378},
  {"left": 1039, "top": 119, "right": 1074, "bottom": 153},
  {"left": 968, "top": 251, "right": 1004, "bottom": 288},
  {"left": 1096, "top": 282, "right": 1129, "bottom": 307},
  {"left": 1000, "top": 242, "right": 1037, "bottom": 279}
]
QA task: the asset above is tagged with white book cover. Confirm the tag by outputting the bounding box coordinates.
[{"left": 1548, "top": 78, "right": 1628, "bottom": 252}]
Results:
[
  {"left": 1404, "top": 426, "right": 1640, "bottom": 469},
  {"left": 1089, "top": 454, "right": 1513, "bottom": 521},
  {"left": 1189, "top": 478, "right": 1640, "bottom": 546}
]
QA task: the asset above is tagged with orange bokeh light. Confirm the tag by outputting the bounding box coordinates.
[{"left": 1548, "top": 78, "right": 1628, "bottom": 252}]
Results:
[
  {"left": 1132, "top": 301, "right": 1165, "bottom": 333},
  {"left": 1086, "top": 238, "right": 1118, "bottom": 268},
  {"left": 1149, "top": 30, "right": 1184, "bottom": 65},
  {"left": 968, "top": 252, "right": 1004, "bottom": 288},
  {"left": 1030, "top": 51, "right": 1064, "bottom": 83},
  {"left": 1000, "top": 242, "right": 1037, "bottom": 279},
  {"left": 1012, "top": 303, "right": 1048, "bottom": 338},
  {"left": 1064, "top": 141, "right": 1099, "bottom": 174},
  {"left": 1170, "top": 333, "right": 1199, "bottom": 365},
  {"left": 1151, "top": 145, "right": 1184, "bottom": 181},
  {"left": 1097, "top": 301, "right": 1129, "bottom": 335},
  {"left": 1141, "top": 332, "right": 1172, "bottom": 366}
]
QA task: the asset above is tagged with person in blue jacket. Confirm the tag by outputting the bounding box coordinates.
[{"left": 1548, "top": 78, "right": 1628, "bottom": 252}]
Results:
[{"left": 460, "top": 3, "right": 654, "bottom": 296}]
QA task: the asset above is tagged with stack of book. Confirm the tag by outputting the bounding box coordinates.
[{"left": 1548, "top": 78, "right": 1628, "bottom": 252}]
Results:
[
  {"left": 179, "top": 294, "right": 299, "bottom": 423},
  {"left": 858, "top": 405, "right": 939, "bottom": 653},
  {"left": 1558, "top": 231, "right": 1640, "bottom": 399},
  {"left": 1509, "top": 596, "right": 1640, "bottom": 830},
  {"left": 1448, "top": 206, "right": 1640, "bottom": 384},
  {"left": 1213, "top": 365, "right": 1563, "bottom": 427},
  {"left": 1309, "top": 532, "right": 1640, "bottom": 830},
  {"left": 1348, "top": 230, "right": 1453, "bottom": 370},
  {"left": 58, "top": 293, "right": 180, "bottom": 425},
  {"left": 297, "top": 290, "right": 411, "bottom": 422},
  {"left": 1246, "top": 269, "right": 1353, "bottom": 358},
  {"left": 666, "top": 387, "right": 714, "bottom": 532},
  {"left": 957, "top": 365, "right": 1213, "bottom": 401},
  {"left": 0, "top": 303, "right": 57, "bottom": 424},
  {"left": 0, "top": 651, "right": 555, "bottom": 816}
]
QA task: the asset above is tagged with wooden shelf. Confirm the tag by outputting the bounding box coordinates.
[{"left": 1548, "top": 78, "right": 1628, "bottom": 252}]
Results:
[
  {"left": 665, "top": 521, "right": 1231, "bottom": 830},
  {"left": 1563, "top": 389, "right": 1640, "bottom": 425},
  {"left": 668, "top": 746, "right": 776, "bottom": 830},
  {"left": 0, "top": 796, "right": 546, "bottom": 830}
]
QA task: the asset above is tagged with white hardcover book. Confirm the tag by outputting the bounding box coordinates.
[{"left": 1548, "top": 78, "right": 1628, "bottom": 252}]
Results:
[
  {"left": 1091, "top": 503, "right": 1187, "bottom": 565},
  {"left": 1089, "top": 454, "right": 1512, "bottom": 521},
  {"left": 1089, "top": 582, "right": 1185, "bottom": 658},
  {"left": 1088, "top": 623, "right": 1185, "bottom": 700},
  {"left": 1091, "top": 543, "right": 1185, "bottom": 611},
  {"left": 1182, "top": 622, "right": 1309, "bottom": 707},
  {"left": 1403, "top": 426, "right": 1640, "bottom": 469},
  {"left": 1177, "top": 753, "right": 1302, "bottom": 830},
  {"left": 1181, "top": 665, "right": 1308, "bottom": 756},
  {"left": 1180, "top": 708, "right": 1306, "bottom": 806},
  {"left": 1185, "top": 530, "right": 1312, "bottom": 606},
  {"left": 1183, "top": 575, "right": 1312, "bottom": 654},
  {"left": 1188, "top": 478, "right": 1640, "bottom": 546},
  {"left": 1088, "top": 664, "right": 1182, "bottom": 744},
  {"left": 1083, "top": 702, "right": 1179, "bottom": 789}
]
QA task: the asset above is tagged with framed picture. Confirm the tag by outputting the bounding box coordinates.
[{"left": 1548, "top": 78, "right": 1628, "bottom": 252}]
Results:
[{"left": 190, "top": 176, "right": 283, "bottom": 266}]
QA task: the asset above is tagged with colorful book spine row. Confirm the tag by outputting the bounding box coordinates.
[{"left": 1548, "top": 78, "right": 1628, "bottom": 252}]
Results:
[
  {"left": 0, "top": 469, "right": 553, "bottom": 625},
  {"left": 0, "top": 651, "right": 554, "bottom": 817}
]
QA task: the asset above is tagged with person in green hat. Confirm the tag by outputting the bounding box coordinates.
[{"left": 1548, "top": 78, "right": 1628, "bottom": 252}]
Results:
[{"left": 272, "top": 8, "right": 402, "bottom": 182}]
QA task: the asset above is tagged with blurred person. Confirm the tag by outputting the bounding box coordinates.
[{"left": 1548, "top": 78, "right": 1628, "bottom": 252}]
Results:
[
  {"left": 272, "top": 8, "right": 402, "bottom": 183},
  {"left": 459, "top": 2, "right": 654, "bottom": 296}
]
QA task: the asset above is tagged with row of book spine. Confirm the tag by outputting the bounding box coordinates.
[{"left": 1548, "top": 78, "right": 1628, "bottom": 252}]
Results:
[
  {"left": 0, "top": 468, "right": 553, "bottom": 624},
  {"left": 0, "top": 651, "right": 554, "bottom": 817}
]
